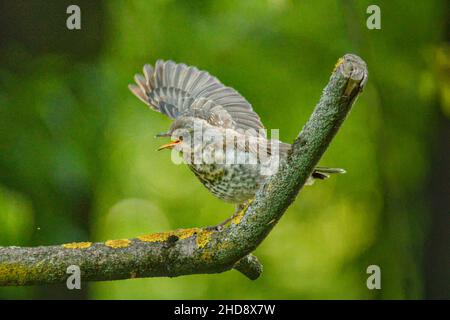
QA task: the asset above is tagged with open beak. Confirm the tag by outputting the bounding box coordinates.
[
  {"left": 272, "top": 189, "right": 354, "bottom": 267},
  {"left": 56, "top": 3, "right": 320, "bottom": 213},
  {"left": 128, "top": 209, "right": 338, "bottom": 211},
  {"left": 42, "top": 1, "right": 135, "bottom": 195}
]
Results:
[{"left": 157, "top": 139, "right": 181, "bottom": 151}]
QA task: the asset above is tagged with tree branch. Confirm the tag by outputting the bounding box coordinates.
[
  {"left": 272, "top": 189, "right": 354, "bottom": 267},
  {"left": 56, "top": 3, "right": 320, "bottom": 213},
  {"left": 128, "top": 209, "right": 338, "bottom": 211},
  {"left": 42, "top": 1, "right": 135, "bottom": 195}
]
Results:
[{"left": 0, "top": 54, "right": 367, "bottom": 286}]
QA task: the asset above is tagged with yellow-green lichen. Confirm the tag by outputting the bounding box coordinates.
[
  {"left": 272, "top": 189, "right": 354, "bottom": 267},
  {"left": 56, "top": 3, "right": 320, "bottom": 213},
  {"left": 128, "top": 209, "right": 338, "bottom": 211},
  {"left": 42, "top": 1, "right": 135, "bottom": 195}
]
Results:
[
  {"left": 265, "top": 181, "right": 274, "bottom": 193},
  {"left": 105, "top": 239, "right": 131, "bottom": 248},
  {"left": 0, "top": 264, "right": 34, "bottom": 286},
  {"left": 231, "top": 209, "right": 245, "bottom": 225},
  {"left": 333, "top": 57, "right": 344, "bottom": 72},
  {"left": 174, "top": 228, "right": 201, "bottom": 240},
  {"left": 138, "top": 228, "right": 200, "bottom": 243},
  {"left": 62, "top": 242, "right": 92, "bottom": 249},
  {"left": 138, "top": 227, "right": 212, "bottom": 248},
  {"left": 0, "top": 265, "right": 23, "bottom": 285},
  {"left": 201, "top": 250, "right": 214, "bottom": 262},
  {"left": 231, "top": 200, "right": 252, "bottom": 225}
]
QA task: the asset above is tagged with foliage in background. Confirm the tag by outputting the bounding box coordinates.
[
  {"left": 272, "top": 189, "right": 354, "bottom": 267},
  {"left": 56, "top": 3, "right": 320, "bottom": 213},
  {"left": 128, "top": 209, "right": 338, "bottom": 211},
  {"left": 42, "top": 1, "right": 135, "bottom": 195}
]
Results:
[{"left": 0, "top": 0, "right": 448, "bottom": 299}]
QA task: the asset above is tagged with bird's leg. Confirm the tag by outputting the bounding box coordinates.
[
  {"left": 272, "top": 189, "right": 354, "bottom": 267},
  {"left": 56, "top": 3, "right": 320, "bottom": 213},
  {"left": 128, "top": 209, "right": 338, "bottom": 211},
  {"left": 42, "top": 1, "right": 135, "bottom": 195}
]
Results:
[{"left": 206, "top": 202, "right": 248, "bottom": 232}]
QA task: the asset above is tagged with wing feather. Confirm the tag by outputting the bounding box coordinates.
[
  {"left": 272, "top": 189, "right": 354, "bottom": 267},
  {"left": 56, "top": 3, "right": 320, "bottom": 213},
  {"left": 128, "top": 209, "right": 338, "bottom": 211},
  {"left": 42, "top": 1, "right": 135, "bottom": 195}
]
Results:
[{"left": 129, "top": 60, "right": 265, "bottom": 137}]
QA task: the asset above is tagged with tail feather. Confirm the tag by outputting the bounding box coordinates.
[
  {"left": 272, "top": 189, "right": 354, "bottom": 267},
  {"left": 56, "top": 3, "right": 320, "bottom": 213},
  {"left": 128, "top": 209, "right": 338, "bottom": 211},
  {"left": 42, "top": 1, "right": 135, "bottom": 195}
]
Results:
[{"left": 306, "top": 167, "right": 346, "bottom": 185}]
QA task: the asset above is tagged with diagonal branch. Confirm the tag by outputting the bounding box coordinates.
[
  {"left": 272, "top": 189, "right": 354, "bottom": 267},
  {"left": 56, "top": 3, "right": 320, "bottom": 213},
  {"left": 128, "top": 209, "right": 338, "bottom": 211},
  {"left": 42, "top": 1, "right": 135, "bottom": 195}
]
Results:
[{"left": 0, "top": 54, "right": 367, "bottom": 286}]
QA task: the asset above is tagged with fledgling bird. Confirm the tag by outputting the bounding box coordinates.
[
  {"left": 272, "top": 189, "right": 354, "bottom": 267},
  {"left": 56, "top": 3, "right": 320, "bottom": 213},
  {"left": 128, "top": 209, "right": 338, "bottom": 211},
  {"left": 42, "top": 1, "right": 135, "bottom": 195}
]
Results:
[{"left": 129, "top": 60, "right": 345, "bottom": 228}]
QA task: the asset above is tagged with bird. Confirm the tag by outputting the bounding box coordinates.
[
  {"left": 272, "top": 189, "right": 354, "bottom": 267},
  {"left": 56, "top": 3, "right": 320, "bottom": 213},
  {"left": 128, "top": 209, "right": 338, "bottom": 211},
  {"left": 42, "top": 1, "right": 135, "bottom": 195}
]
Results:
[{"left": 129, "top": 60, "right": 345, "bottom": 229}]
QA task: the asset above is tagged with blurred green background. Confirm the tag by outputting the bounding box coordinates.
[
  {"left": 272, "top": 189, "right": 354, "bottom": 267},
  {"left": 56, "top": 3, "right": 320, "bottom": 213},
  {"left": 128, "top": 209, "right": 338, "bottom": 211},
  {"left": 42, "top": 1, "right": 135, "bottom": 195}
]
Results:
[{"left": 0, "top": 0, "right": 448, "bottom": 299}]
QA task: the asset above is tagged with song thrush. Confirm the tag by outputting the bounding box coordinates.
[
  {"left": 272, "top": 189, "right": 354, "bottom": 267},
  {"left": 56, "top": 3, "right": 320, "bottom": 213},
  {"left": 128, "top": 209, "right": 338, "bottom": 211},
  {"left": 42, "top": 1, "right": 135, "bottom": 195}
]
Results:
[{"left": 129, "top": 60, "right": 344, "bottom": 227}]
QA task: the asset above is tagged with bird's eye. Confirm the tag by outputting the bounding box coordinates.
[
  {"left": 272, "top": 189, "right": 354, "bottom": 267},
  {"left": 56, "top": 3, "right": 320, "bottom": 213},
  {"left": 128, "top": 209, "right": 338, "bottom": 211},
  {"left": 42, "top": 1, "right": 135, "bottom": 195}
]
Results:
[{"left": 178, "top": 136, "right": 183, "bottom": 141}]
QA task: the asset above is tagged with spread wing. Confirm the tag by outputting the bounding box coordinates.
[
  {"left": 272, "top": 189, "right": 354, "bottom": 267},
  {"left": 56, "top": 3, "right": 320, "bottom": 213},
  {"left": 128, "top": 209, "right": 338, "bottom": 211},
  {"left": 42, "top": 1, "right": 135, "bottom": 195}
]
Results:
[{"left": 129, "top": 60, "right": 266, "bottom": 137}]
